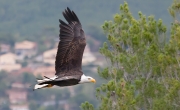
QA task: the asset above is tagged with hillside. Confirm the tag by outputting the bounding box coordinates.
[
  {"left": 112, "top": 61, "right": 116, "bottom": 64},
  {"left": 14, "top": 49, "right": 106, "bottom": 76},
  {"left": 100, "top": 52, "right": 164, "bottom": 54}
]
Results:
[{"left": 0, "top": 0, "right": 172, "bottom": 37}]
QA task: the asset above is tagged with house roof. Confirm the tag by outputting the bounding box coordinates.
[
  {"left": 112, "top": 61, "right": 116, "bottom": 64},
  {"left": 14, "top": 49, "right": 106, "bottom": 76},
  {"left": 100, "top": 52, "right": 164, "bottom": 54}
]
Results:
[
  {"left": 10, "top": 104, "right": 29, "bottom": 110},
  {"left": 0, "top": 64, "right": 22, "bottom": 72},
  {"left": 43, "top": 48, "right": 57, "bottom": 58},
  {"left": 0, "top": 52, "right": 16, "bottom": 59},
  {"left": 11, "top": 82, "right": 26, "bottom": 89},
  {"left": 11, "top": 67, "right": 33, "bottom": 75},
  {"left": 82, "top": 45, "right": 96, "bottom": 64},
  {"left": 0, "top": 44, "right": 10, "bottom": 51},
  {"left": 33, "top": 66, "right": 55, "bottom": 77},
  {"left": 15, "top": 40, "right": 37, "bottom": 49}
]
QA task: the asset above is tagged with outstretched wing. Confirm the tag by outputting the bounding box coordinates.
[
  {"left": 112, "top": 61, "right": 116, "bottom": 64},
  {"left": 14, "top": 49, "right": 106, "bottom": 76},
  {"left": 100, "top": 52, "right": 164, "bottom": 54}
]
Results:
[{"left": 55, "top": 7, "right": 86, "bottom": 76}]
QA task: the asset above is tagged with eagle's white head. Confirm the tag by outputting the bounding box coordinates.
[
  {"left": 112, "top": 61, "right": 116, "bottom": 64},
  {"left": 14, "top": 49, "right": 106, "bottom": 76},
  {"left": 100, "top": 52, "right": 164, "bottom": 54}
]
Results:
[{"left": 79, "top": 74, "right": 96, "bottom": 84}]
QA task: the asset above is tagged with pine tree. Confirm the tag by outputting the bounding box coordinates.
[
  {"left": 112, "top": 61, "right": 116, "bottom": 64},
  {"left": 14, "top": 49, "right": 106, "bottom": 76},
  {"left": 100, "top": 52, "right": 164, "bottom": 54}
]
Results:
[{"left": 81, "top": 1, "right": 180, "bottom": 110}]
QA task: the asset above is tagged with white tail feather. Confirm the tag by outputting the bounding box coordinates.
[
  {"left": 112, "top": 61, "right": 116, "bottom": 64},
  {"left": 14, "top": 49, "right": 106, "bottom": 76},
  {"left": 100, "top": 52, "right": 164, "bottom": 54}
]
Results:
[
  {"left": 34, "top": 84, "right": 48, "bottom": 90},
  {"left": 37, "top": 78, "right": 51, "bottom": 83},
  {"left": 37, "top": 76, "right": 57, "bottom": 83},
  {"left": 34, "top": 76, "right": 58, "bottom": 90},
  {"left": 37, "top": 79, "right": 44, "bottom": 83}
]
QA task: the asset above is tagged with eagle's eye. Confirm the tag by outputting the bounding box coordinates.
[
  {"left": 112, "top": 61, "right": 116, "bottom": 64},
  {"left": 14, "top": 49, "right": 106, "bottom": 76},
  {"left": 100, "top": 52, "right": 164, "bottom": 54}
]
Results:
[{"left": 88, "top": 78, "right": 91, "bottom": 80}]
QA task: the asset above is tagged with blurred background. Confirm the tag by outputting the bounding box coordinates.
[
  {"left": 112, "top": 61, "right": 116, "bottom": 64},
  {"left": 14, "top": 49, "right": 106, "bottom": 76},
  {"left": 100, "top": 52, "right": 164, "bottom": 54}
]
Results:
[{"left": 0, "top": 0, "right": 172, "bottom": 110}]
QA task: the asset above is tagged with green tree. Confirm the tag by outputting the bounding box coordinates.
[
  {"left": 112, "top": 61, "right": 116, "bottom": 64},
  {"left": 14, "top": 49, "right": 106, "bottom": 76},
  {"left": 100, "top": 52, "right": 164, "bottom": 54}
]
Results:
[
  {"left": 22, "top": 72, "right": 35, "bottom": 84},
  {"left": 81, "top": 1, "right": 180, "bottom": 110},
  {"left": 0, "top": 103, "right": 10, "bottom": 110},
  {"left": 0, "top": 32, "right": 16, "bottom": 46},
  {"left": 0, "top": 71, "right": 10, "bottom": 97}
]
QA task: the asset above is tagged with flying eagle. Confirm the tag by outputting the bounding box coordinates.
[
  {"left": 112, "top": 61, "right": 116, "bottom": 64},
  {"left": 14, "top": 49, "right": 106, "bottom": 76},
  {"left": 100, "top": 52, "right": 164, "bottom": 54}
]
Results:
[{"left": 34, "top": 7, "right": 96, "bottom": 90}]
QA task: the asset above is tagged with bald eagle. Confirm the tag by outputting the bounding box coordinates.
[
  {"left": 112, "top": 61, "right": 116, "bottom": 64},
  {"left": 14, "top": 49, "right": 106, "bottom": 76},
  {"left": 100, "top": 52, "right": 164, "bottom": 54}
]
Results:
[{"left": 34, "top": 7, "right": 96, "bottom": 90}]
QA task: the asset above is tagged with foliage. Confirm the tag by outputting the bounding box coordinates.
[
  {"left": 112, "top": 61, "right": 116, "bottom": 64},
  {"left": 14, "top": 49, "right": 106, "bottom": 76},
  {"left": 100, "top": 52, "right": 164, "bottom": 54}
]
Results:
[
  {"left": 0, "top": 0, "right": 171, "bottom": 36},
  {"left": 0, "top": 71, "right": 10, "bottom": 97},
  {"left": 0, "top": 0, "right": 172, "bottom": 45},
  {"left": 81, "top": 1, "right": 180, "bottom": 110},
  {"left": 0, "top": 103, "right": 10, "bottom": 110},
  {"left": 86, "top": 25, "right": 106, "bottom": 50},
  {"left": 22, "top": 72, "right": 36, "bottom": 84},
  {"left": 0, "top": 32, "right": 16, "bottom": 46}
]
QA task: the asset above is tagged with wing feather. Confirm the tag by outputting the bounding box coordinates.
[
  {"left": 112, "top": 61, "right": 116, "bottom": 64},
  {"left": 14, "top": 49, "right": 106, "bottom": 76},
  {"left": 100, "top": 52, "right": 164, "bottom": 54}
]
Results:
[{"left": 55, "top": 7, "right": 86, "bottom": 77}]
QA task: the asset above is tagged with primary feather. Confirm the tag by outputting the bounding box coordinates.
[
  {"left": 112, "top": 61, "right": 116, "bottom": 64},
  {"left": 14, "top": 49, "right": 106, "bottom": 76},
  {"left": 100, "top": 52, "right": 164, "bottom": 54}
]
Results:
[{"left": 55, "top": 7, "right": 86, "bottom": 77}]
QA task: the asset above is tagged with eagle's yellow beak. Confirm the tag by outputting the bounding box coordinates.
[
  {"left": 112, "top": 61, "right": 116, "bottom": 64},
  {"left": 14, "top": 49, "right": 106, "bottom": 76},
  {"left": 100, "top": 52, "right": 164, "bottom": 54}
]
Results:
[{"left": 91, "top": 78, "right": 96, "bottom": 83}]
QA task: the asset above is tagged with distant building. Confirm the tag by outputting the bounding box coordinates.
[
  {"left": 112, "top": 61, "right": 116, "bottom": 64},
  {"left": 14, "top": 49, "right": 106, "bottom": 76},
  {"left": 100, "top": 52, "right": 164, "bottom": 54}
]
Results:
[
  {"left": 0, "top": 43, "right": 10, "bottom": 53},
  {"left": 0, "top": 53, "right": 16, "bottom": 64},
  {"left": 0, "top": 53, "right": 21, "bottom": 72},
  {"left": 43, "top": 48, "right": 57, "bottom": 65},
  {"left": 63, "top": 103, "right": 70, "bottom": 110},
  {"left": 34, "top": 54, "right": 43, "bottom": 62},
  {"left": 11, "top": 67, "right": 33, "bottom": 75},
  {"left": 10, "top": 104, "right": 29, "bottom": 110},
  {"left": 0, "top": 64, "right": 22, "bottom": 72},
  {"left": 6, "top": 82, "right": 29, "bottom": 110},
  {"left": 7, "top": 89, "right": 27, "bottom": 104},
  {"left": 15, "top": 40, "right": 37, "bottom": 60},
  {"left": 82, "top": 45, "right": 96, "bottom": 65},
  {"left": 7, "top": 83, "right": 28, "bottom": 104},
  {"left": 33, "top": 66, "right": 55, "bottom": 77},
  {"left": 42, "top": 44, "right": 96, "bottom": 65}
]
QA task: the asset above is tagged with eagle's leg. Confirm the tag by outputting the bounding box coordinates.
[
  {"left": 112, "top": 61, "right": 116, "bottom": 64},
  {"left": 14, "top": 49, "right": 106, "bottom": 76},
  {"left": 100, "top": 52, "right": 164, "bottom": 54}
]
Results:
[
  {"left": 45, "top": 84, "right": 53, "bottom": 88},
  {"left": 33, "top": 76, "right": 57, "bottom": 90}
]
